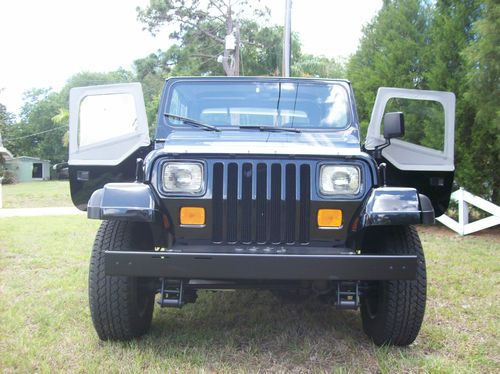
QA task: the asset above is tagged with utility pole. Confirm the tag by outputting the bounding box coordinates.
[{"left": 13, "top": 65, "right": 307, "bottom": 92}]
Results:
[
  {"left": 283, "top": 0, "right": 292, "bottom": 77},
  {"left": 222, "top": 2, "right": 240, "bottom": 76}
]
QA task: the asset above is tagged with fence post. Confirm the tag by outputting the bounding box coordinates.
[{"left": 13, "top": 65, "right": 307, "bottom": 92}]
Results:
[{"left": 436, "top": 187, "right": 500, "bottom": 235}]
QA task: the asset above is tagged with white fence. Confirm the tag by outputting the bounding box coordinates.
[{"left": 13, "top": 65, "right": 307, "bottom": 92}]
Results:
[{"left": 437, "top": 188, "right": 500, "bottom": 236}]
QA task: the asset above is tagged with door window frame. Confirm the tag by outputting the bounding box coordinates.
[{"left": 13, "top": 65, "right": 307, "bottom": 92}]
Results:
[{"left": 365, "top": 87, "right": 455, "bottom": 172}]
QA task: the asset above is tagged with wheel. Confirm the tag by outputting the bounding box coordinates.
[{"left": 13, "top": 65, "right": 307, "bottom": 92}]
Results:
[
  {"left": 360, "top": 226, "right": 426, "bottom": 346},
  {"left": 89, "top": 220, "right": 156, "bottom": 341}
]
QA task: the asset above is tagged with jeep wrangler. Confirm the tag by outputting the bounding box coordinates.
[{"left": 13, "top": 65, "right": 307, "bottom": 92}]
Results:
[{"left": 68, "top": 77, "right": 455, "bottom": 346}]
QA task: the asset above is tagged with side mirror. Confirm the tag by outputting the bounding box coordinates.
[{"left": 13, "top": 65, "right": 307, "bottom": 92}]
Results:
[{"left": 383, "top": 112, "right": 405, "bottom": 139}]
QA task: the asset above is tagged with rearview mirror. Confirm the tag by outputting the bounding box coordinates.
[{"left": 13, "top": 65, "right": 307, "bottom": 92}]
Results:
[{"left": 383, "top": 112, "right": 405, "bottom": 139}]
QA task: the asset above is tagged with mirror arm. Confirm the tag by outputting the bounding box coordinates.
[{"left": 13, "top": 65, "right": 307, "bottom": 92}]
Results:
[
  {"left": 372, "top": 138, "right": 391, "bottom": 159},
  {"left": 135, "top": 158, "right": 144, "bottom": 182},
  {"left": 378, "top": 162, "right": 387, "bottom": 187}
]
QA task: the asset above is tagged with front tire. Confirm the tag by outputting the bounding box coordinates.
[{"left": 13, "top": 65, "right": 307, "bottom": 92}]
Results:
[
  {"left": 89, "top": 220, "right": 155, "bottom": 341},
  {"left": 360, "top": 226, "right": 426, "bottom": 346}
]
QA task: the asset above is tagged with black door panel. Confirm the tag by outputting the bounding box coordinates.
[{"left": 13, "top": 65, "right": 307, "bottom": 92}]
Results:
[
  {"left": 383, "top": 159, "right": 454, "bottom": 216},
  {"left": 69, "top": 146, "right": 152, "bottom": 210}
]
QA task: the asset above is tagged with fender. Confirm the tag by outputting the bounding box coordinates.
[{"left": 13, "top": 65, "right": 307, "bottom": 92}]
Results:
[
  {"left": 87, "top": 183, "right": 161, "bottom": 222},
  {"left": 361, "top": 187, "right": 434, "bottom": 227}
]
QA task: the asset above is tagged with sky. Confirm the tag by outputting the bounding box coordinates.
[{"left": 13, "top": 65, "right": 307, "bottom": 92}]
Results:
[{"left": 0, "top": 0, "right": 382, "bottom": 116}]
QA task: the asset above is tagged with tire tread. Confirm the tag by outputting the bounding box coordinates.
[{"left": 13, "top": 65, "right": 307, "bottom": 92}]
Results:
[
  {"left": 361, "top": 226, "right": 426, "bottom": 346},
  {"left": 89, "top": 220, "right": 154, "bottom": 341}
]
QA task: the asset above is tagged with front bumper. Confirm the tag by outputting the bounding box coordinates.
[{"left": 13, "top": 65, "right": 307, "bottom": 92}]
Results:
[{"left": 105, "top": 245, "right": 417, "bottom": 281}]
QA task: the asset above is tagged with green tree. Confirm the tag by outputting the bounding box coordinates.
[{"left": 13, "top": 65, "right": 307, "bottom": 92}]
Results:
[
  {"left": 348, "top": 0, "right": 498, "bottom": 201},
  {"left": 137, "top": 0, "right": 269, "bottom": 76},
  {"left": 0, "top": 100, "right": 15, "bottom": 136},
  {"left": 134, "top": 53, "right": 166, "bottom": 128},
  {"left": 3, "top": 88, "right": 67, "bottom": 162},
  {"left": 241, "top": 24, "right": 301, "bottom": 77},
  {"left": 425, "top": 0, "right": 482, "bottom": 194},
  {"left": 58, "top": 69, "right": 135, "bottom": 101},
  {"left": 293, "top": 54, "right": 345, "bottom": 78},
  {"left": 462, "top": 0, "right": 500, "bottom": 201},
  {"left": 0, "top": 101, "right": 12, "bottom": 125},
  {"left": 347, "top": 0, "right": 432, "bottom": 136},
  {"left": 52, "top": 108, "right": 70, "bottom": 147},
  {"left": 0, "top": 99, "right": 15, "bottom": 165}
]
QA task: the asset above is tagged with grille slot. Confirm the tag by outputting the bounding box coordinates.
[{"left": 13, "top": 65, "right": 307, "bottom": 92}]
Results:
[
  {"left": 226, "top": 163, "right": 238, "bottom": 243},
  {"left": 285, "top": 164, "right": 296, "bottom": 244},
  {"left": 270, "top": 164, "right": 282, "bottom": 243},
  {"left": 256, "top": 163, "right": 267, "bottom": 243},
  {"left": 212, "top": 161, "right": 310, "bottom": 245},
  {"left": 241, "top": 163, "right": 253, "bottom": 243},
  {"left": 299, "top": 164, "right": 311, "bottom": 243},
  {"left": 212, "top": 163, "right": 223, "bottom": 242}
]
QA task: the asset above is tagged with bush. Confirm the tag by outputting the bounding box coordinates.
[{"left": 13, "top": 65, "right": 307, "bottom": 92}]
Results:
[{"left": 1, "top": 169, "right": 17, "bottom": 185}]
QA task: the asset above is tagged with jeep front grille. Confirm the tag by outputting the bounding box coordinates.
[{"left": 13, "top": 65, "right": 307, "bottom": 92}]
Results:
[{"left": 211, "top": 161, "right": 311, "bottom": 244}]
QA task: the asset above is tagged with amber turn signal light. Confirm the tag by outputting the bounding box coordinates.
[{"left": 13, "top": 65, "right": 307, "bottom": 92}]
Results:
[
  {"left": 317, "top": 209, "right": 342, "bottom": 228},
  {"left": 180, "top": 207, "right": 205, "bottom": 225}
]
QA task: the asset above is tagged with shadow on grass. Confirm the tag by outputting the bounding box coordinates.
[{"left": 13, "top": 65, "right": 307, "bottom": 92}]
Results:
[{"left": 118, "top": 290, "right": 377, "bottom": 370}]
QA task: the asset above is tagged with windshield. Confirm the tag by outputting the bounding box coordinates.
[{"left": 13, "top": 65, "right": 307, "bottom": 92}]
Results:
[{"left": 164, "top": 80, "right": 351, "bottom": 130}]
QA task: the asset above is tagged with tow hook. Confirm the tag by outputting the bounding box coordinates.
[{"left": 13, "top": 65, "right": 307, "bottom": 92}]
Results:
[
  {"left": 335, "top": 281, "right": 360, "bottom": 310},
  {"left": 157, "top": 279, "right": 197, "bottom": 308}
]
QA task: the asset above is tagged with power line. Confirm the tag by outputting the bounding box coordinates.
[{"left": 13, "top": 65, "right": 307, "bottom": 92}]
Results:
[{"left": 3, "top": 125, "right": 67, "bottom": 142}]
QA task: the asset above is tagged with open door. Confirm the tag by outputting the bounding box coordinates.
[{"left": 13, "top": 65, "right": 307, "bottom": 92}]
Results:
[
  {"left": 365, "top": 87, "right": 455, "bottom": 216},
  {"left": 68, "top": 83, "right": 151, "bottom": 210}
]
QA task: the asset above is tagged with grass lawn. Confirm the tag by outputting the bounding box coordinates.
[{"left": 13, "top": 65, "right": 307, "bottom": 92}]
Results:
[
  {"left": 0, "top": 217, "right": 498, "bottom": 373},
  {"left": 1, "top": 180, "right": 73, "bottom": 208}
]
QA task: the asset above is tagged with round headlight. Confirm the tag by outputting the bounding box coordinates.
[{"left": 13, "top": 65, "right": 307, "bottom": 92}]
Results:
[
  {"left": 320, "top": 165, "right": 361, "bottom": 195},
  {"left": 163, "top": 162, "right": 204, "bottom": 194}
]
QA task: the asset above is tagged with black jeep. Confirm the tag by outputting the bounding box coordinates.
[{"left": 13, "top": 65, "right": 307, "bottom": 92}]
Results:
[{"left": 68, "top": 77, "right": 455, "bottom": 346}]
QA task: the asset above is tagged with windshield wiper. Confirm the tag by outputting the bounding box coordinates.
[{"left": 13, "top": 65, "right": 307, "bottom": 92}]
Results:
[
  {"left": 239, "top": 125, "right": 301, "bottom": 133},
  {"left": 164, "top": 113, "right": 221, "bottom": 132}
]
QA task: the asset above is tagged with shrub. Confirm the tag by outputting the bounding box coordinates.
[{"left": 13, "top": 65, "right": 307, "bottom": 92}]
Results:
[{"left": 1, "top": 169, "right": 17, "bottom": 185}]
